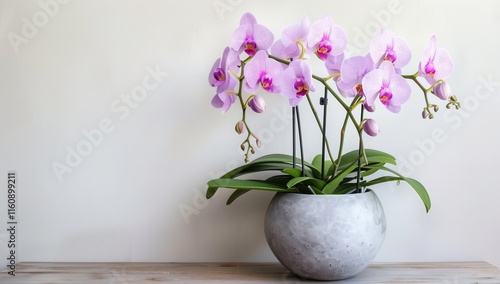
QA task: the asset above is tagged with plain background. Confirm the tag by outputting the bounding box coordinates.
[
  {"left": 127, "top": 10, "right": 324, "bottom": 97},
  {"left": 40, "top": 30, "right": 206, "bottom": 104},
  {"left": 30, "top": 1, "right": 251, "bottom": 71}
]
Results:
[{"left": 1, "top": 0, "right": 500, "bottom": 269}]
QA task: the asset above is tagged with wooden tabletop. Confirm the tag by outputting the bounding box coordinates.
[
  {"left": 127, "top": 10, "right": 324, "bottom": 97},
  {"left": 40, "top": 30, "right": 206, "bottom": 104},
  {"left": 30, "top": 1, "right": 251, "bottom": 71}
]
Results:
[{"left": 1, "top": 262, "right": 500, "bottom": 283}]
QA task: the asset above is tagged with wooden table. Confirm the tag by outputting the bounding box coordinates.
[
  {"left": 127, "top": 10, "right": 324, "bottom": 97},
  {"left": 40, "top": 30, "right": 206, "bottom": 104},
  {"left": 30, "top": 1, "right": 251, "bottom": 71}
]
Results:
[{"left": 1, "top": 262, "right": 500, "bottom": 283}]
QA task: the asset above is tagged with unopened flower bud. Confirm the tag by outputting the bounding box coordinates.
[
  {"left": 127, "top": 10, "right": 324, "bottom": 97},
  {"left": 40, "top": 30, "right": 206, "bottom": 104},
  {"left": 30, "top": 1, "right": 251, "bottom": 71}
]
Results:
[
  {"left": 362, "top": 118, "right": 379, "bottom": 137},
  {"left": 433, "top": 81, "right": 451, "bottom": 100},
  {"left": 241, "top": 144, "right": 245, "bottom": 151},
  {"left": 422, "top": 109, "right": 429, "bottom": 119},
  {"left": 256, "top": 139, "right": 262, "bottom": 148},
  {"left": 363, "top": 101, "right": 375, "bottom": 112},
  {"left": 235, "top": 121, "right": 246, "bottom": 134},
  {"left": 248, "top": 95, "right": 266, "bottom": 113}
]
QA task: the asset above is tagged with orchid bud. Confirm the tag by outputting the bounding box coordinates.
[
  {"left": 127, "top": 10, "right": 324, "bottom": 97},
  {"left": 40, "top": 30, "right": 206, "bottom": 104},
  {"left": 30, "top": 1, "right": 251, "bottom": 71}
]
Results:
[
  {"left": 235, "top": 121, "right": 246, "bottom": 134},
  {"left": 256, "top": 139, "right": 262, "bottom": 148},
  {"left": 248, "top": 95, "right": 266, "bottom": 113},
  {"left": 362, "top": 119, "right": 379, "bottom": 137},
  {"left": 433, "top": 81, "right": 451, "bottom": 100},
  {"left": 363, "top": 101, "right": 376, "bottom": 112},
  {"left": 422, "top": 109, "right": 429, "bottom": 119}
]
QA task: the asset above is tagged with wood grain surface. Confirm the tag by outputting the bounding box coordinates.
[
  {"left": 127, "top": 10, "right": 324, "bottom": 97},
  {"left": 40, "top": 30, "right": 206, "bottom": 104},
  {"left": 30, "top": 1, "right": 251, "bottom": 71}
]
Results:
[{"left": 1, "top": 262, "right": 499, "bottom": 283}]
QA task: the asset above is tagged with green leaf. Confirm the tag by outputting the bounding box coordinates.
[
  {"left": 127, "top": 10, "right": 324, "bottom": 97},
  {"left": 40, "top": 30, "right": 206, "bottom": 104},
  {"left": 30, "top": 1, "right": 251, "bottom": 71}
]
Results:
[
  {"left": 364, "top": 165, "right": 431, "bottom": 213},
  {"left": 322, "top": 163, "right": 359, "bottom": 194},
  {"left": 312, "top": 154, "right": 323, "bottom": 170},
  {"left": 206, "top": 186, "right": 219, "bottom": 199},
  {"left": 360, "top": 163, "right": 386, "bottom": 178},
  {"left": 312, "top": 154, "right": 333, "bottom": 179},
  {"left": 226, "top": 189, "right": 250, "bottom": 205},
  {"left": 282, "top": 167, "right": 313, "bottom": 178},
  {"left": 337, "top": 149, "right": 396, "bottom": 172},
  {"left": 207, "top": 154, "right": 321, "bottom": 199},
  {"left": 207, "top": 178, "right": 296, "bottom": 192},
  {"left": 265, "top": 175, "right": 294, "bottom": 186},
  {"left": 286, "top": 176, "right": 326, "bottom": 190}
]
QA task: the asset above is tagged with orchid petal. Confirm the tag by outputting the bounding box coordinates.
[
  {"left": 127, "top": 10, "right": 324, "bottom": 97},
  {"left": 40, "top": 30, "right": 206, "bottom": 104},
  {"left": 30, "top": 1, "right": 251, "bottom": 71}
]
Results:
[
  {"left": 361, "top": 69, "right": 383, "bottom": 106},
  {"left": 329, "top": 25, "right": 347, "bottom": 56},
  {"left": 387, "top": 74, "right": 411, "bottom": 106},
  {"left": 392, "top": 37, "right": 412, "bottom": 68},
  {"left": 253, "top": 24, "right": 274, "bottom": 51},
  {"left": 230, "top": 25, "right": 249, "bottom": 52},
  {"left": 432, "top": 48, "right": 454, "bottom": 81},
  {"left": 282, "top": 16, "right": 311, "bottom": 47},
  {"left": 208, "top": 58, "right": 222, "bottom": 86},
  {"left": 240, "top": 12, "right": 257, "bottom": 26}
]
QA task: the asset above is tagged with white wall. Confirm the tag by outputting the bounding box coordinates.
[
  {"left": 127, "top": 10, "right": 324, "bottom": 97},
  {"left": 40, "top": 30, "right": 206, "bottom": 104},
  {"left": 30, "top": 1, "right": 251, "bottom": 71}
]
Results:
[{"left": 1, "top": 0, "right": 499, "bottom": 269}]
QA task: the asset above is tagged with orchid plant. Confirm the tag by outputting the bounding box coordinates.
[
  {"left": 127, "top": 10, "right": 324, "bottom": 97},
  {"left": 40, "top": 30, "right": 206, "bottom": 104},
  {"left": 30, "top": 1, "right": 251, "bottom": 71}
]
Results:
[{"left": 206, "top": 13, "right": 460, "bottom": 212}]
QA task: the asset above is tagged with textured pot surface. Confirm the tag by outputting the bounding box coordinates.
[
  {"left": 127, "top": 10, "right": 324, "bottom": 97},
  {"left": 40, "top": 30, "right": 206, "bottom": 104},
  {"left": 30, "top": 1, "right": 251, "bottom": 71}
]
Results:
[{"left": 264, "top": 191, "right": 386, "bottom": 281}]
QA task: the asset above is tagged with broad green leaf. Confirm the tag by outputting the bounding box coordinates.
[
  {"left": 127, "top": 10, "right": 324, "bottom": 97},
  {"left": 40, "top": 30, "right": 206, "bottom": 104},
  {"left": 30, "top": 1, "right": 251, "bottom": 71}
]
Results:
[
  {"left": 282, "top": 167, "right": 313, "bottom": 178},
  {"left": 312, "top": 154, "right": 323, "bottom": 170},
  {"left": 265, "top": 175, "right": 294, "bottom": 186},
  {"left": 226, "top": 189, "right": 250, "bottom": 205},
  {"left": 360, "top": 163, "right": 386, "bottom": 177},
  {"left": 312, "top": 154, "right": 333, "bottom": 179},
  {"left": 286, "top": 176, "right": 326, "bottom": 190},
  {"left": 206, "top": 186, "right": 219, "bottom": 199},
  {"left": 207, "top": 154, "right": 321, "bottom": 199},
  {"left": 207, "top": 178, "right": 296, "bottom": 192},
  {"left": 364, "top": 165, "right": 431, "bottom": 212},
  {"left": 296, "top": 184, "right": 324, "bottom": 195},
  {"left": 337, "top": 149, "right": 396, "bottom": 172},
  {"left": 322, "top": 163, "right": 359, "bottom": 194}
]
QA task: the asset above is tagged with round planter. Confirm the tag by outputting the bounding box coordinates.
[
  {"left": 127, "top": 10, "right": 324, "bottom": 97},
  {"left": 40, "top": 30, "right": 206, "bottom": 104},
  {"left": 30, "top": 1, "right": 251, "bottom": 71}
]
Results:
[{"left": 264, "top": 190, "right": 386, "bottom": 281}]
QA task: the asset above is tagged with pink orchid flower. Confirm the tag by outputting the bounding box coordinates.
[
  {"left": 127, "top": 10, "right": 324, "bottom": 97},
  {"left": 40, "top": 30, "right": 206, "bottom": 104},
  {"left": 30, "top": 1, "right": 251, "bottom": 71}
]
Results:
[
  {"left": 281, "top": 60, "right": 315, "bottom": 106},
  {"left": 244, "top": 50, "right": 284, "bottom": 93},
  {"left": 418, "top": 35, "right": 454, "bottom": 84},
  {"left": 337, "top": 54, "right": 374, "bottom": 98},
  {"left": 211, "top": 76, "right": 237, "bottom": 113},
  {"left": 369, "top": 29, "right": 411, "bottom": 70},
  {"left": 231, "top": 13, "right": 274, "bottom": 56},
  {"left": 277, "top": 16, "right": 311, "bottom": 60},
  {"left": 307, "top": 15, "right": 347, "bottom": 61},
  {"left": 209, "top": 47, "right": 239, "bottom": 91},
  {"left": 362, "top": 61, "right": 411, "bottom": 113},
  {"left": 325, "top": 53, "right": 345, "bottom": 82}
]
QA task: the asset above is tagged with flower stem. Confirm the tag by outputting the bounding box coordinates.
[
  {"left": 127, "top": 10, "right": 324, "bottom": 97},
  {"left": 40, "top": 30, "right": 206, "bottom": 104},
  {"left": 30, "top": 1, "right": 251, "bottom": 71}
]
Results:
[
  {"left": 334, "top": 95, "right": 363, "bottom": 175},
  {"left": 236, "top": 60, "right": 258, "bottom": 162},
  {"left": 305, "top": 94, "right": 335, "bottom": 163},
  {"left": 312, "top": 75, "right": 366, "bottom": 172}
]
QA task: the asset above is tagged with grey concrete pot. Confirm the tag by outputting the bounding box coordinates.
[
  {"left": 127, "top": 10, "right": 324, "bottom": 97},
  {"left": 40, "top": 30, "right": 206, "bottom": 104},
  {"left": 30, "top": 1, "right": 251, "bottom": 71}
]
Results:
[{"left": 264, "top": 190, "right": 386, "bottom": 280}]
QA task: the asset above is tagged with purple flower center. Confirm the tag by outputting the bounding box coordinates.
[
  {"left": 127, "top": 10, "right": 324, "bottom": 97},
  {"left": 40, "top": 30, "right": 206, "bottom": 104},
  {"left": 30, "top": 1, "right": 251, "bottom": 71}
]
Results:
[
  {"left": 294, "top": 77, "right": 309, "bottom": 97},
  {"left": 424, "top": 60, "right": 436, "bottom": 78},
  {"left": 384, "top": 48, "right": 397, "bottom": 63},
  {"left": 244, "top": 37, "right": 257, "bottom": 56},
  {"left": 213, "top": 68, "right": 226, "bottom": 82},
  {"left": 379, "top": 87, "right": 393, "bottom": 107},
  {"left": 316, "top": 38, "right": 332, "bottom": 60},
  {"left": 356, "top": 84, "right": 364, "bottom": 96},
  {"left": 259, "top": 72, "right": 273, "bottom": 91}
]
